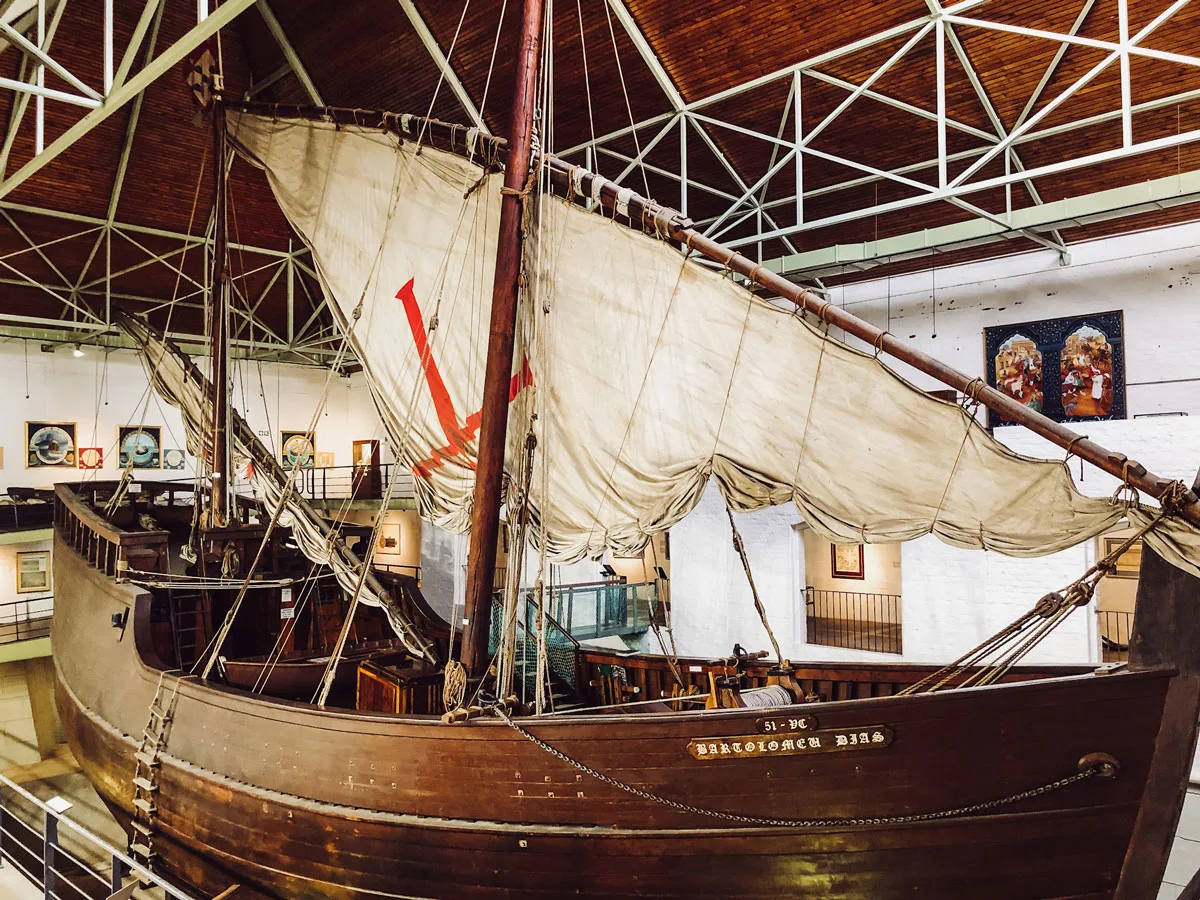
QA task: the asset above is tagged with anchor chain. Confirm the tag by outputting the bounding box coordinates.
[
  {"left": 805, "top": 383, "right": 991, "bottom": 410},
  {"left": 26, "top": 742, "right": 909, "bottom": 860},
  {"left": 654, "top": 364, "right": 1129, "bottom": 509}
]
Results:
[{"left": 493, "top": 706, "right": 1117, "bottom": 828}]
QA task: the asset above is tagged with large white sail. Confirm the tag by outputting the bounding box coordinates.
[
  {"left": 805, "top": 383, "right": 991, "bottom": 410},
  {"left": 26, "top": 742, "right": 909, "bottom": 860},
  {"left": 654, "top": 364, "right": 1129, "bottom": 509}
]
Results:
[{"left": 228, "top": 112, "right": 1200, "bottom": 575}]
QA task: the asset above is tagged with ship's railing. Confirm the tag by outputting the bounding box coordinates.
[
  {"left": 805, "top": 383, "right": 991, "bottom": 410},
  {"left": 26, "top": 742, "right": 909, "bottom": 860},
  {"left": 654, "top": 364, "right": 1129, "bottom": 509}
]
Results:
[
  {"left": 549, "top": 580, "right": 655, "bottom": 640},
  {"left": 576, "top": 649, "right": 1094, "bottom": 708},
  {"left": 805, "top": 587, "right": 904, "bottom": 655},
  {"left": 1099, "top": 609, "right": 1134, "bottom": 663},
  {"left": 0, "top": 597, "right": 53, "bottom": 645},
  {"left": 53, "top": 483, "right": 170, "bottom": 577},
  {"left": 0, "top": 770, "right": 197, "bottom": 899}
]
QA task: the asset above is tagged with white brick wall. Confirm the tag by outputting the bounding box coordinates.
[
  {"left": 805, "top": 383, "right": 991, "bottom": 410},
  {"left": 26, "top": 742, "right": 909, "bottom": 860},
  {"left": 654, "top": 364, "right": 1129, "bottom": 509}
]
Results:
[{"left": 667, "top": 484, "right": 802, "bottom": 659}]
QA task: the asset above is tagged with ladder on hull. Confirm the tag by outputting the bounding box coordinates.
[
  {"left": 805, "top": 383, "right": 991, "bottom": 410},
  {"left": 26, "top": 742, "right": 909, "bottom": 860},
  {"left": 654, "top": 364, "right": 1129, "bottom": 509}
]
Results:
[{"left": 130, "top": 674, "right": 178, "bottom": 870}]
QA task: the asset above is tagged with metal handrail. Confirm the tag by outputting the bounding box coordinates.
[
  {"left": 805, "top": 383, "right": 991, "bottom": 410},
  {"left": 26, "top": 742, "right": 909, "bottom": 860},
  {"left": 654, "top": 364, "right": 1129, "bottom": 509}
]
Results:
[
  {"left": 0, "top": 770, "right": 197, "bottom": 899},
  {"left": 547, "top": 581, "right": 655, "bottom": 641},
  {"left": 1098, "top": 609, "right": 1134, "bottom": 662},
  {"left": 805, "top": 586, "right": 904, "bottom": 655},
  {"left": 375, "top": 563, "right": 422, "bottom": 581},
  {"left": 0, "top": 596, "right": 53, "bottom": 645}
]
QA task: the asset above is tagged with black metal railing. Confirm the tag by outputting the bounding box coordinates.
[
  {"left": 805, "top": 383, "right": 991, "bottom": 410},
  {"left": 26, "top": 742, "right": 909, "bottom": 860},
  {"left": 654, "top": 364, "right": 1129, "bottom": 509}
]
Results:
[
  {"left": 0, "top": 771, "right": 196, "bottom": 899},
  {"left": 1098, "top": 609, "right": 1134, "bottom": 663},
  {"left": 0, "top": 597, "right": 53, "bottom": 645},
  {"left": 375, "top": 563, "right": 422, "bottom": 581},
  {"left": 805, "top": 587, "right": 903, "bottom": 655},
  {"left": 296, "top": 464, "right": 414, "bottom": 503},
  {"left": 549, "top": 581, "right": 656, "bottom": 641}
]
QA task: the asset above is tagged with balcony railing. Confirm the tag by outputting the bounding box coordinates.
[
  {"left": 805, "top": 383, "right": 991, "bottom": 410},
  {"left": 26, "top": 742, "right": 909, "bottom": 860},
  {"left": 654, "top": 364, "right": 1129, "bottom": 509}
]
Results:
[
  {"left": 375, "top": 563, "right": 422, "bottom": 582},
  {"left": 282, "top": 464, "right": 415, "bottom": 504},
  {"left": 0, "top": 502, "right": 54, "bottom": 533},
  {"left": 805, "top": 587, "right": 903, "bottom": 655},
  {"left": 549, "top": 581, "right": 655, "bottom": 641},
  {"left": 1098, "top": 609, "right": 1134, "bottom": 663},
  {"left": 0, "top": 597, "right": 52, "bottom": 645}
]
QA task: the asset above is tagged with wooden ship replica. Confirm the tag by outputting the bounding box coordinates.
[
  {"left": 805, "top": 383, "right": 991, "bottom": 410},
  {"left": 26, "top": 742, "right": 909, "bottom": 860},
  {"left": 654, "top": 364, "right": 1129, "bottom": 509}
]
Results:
[{"left": 52, "top": 2, "right": 1200, "bottom": 896}]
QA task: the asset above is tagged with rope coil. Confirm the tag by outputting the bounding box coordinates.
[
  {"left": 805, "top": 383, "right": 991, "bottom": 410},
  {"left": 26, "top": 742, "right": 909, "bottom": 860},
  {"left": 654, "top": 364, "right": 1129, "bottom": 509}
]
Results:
[{"left": 443, "top": 660, "right": 467, "bottom": 713}]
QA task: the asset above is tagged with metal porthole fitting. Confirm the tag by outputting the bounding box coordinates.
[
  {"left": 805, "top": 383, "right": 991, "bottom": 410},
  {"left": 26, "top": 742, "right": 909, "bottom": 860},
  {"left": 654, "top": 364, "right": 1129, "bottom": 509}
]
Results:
[{"left": 1078, "top": 753, "right": 1122, "bottom": 780}]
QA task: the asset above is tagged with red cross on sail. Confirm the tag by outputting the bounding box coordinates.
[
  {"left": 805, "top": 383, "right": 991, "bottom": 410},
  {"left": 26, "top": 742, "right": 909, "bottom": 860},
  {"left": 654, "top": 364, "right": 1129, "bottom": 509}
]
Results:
[{"left": 397, "top": 278, "right": 533, "bottom": 478}]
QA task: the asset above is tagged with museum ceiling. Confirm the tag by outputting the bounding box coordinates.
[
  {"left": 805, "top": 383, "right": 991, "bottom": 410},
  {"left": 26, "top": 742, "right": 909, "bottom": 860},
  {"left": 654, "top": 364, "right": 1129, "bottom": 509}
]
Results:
[{"left": 0, "top": 0, "right": 1198, "bottom": 354}]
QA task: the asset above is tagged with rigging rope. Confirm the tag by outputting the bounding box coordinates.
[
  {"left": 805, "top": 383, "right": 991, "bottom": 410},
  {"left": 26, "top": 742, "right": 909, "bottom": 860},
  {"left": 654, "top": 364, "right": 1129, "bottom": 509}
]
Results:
[
  {"left": 313, "top": 453, "right": 409, "bottom": 706},
  {"left": 899, "top": 482, "right": 1191, "bottom": 696},
  {"left": 646, "top": 535, "right": 685, "bottom": 690},
  {"left": 725, "top": 507, "right": 784, "bottom": 664}
]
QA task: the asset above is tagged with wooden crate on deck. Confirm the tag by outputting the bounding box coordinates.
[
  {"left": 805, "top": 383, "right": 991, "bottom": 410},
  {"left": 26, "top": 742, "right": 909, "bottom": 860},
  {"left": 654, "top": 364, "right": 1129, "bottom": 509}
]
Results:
[{"left": 357, "top": 660, "right": 443, "bottom": 715}]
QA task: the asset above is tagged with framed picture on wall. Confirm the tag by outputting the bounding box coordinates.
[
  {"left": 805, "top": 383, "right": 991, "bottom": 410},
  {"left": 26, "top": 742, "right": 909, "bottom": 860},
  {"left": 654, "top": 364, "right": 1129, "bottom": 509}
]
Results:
[
  {"left": 78, "top": 447, "right": 103, "bottom": 469},
  {"left": 16, "top": 550, "right": 50, "bottom": 593},
  {"left": 831, "top": 543, "right": 865, "bottom": 580},
  {"left": 26, "top": 422, "right": 76, "bottom": 468},
  {"left": 118, "top": 425, "right": 162, "bottom": 468},
  {"left": 1103, "top": 537, "right": 1142, "bottom": 578},
  {"left": 281, "top": 430, "right": 316, "bottom": 469},
  {"left": 984, "top": 311, "right": 1126, "bottom": 426},
  {"left": 315, "top": 451, "right": 335, "bottom": 468},
  {"left": 163, "top": 448, "right": 186, "bottom": 470}
]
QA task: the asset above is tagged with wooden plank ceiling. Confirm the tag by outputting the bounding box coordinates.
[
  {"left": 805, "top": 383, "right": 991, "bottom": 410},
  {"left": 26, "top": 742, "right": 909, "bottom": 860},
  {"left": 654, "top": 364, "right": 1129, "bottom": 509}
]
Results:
[{"left": 1, "top": 0, "right": 1199, "bottom": 340}]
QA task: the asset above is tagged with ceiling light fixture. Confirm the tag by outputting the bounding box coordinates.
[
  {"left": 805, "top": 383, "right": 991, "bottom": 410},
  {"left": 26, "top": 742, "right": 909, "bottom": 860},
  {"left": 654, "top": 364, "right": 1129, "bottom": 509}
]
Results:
[{"left": 72, "top": 344, "right": 84, "bottom": 358}]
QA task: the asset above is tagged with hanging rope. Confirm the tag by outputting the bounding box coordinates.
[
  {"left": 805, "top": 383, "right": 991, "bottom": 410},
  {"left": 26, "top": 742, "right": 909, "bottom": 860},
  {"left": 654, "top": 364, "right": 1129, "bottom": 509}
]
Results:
[
  {"left": 442, "top": 659, "right": 468, "bottom": 712},
  {"left": 725, "top": 507, "right": 784, "bottom": 664},
  {"left": 198, "top": 461, "right": 305, "bottom": 679},
  {"left": 646, "top": 535, "right": 685, "bottom": 691},
  {"left": 313, "top": 451, "right": 410, "bottom": 706},
  {"left": 497, "top": 428, "right": 539, "bottom": 700}
]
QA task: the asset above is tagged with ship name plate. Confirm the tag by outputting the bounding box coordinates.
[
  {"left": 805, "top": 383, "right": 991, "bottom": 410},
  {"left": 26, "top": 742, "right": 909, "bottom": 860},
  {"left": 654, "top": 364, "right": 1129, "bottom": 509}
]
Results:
[
  {"left": 755, "top": 714, "right": 818, "bottom": 734},
  {"left": 687, "top": 726, "right": 894, "bottom": 760}
]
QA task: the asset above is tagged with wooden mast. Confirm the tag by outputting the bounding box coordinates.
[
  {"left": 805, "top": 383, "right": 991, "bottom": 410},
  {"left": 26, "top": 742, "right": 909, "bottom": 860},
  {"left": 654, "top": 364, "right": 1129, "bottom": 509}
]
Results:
[
  {"left": 209, "top": 99, "right": 231, "bottom": 527},
  {"left": 460, "top": 0, "right": 545, "bottom": 678}
]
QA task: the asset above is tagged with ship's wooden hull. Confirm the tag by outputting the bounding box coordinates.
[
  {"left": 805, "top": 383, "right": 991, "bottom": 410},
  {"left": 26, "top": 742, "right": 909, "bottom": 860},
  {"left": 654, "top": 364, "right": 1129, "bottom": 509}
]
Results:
[{"left": 52, "top": 533, "right": 1177, "bottom": 899}]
